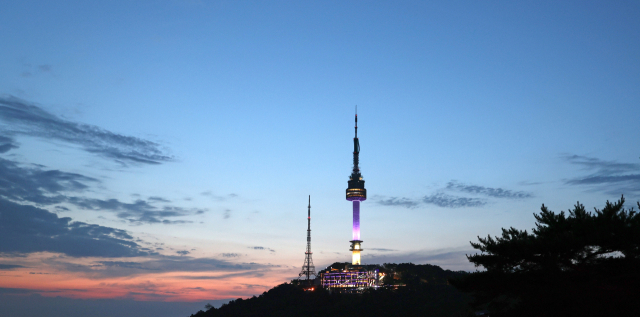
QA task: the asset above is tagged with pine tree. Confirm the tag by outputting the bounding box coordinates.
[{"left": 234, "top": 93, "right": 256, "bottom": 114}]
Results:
[{"left": 452, "top": 196, "right": 640, "bottom": 316}]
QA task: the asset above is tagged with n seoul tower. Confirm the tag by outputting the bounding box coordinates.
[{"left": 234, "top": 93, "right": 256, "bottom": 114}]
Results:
[{"left": 346, "top": 109, "right": 366, "bottom": 265}]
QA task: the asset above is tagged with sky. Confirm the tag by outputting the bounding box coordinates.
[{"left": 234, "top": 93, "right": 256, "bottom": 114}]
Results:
[{"left": 1, "top": 1, "right": 640, "bottom": 316}]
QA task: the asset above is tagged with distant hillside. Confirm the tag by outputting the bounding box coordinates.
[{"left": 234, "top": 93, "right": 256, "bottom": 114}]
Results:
[{"left": 188, "top": 263, "right": 471, "bottom": 317}]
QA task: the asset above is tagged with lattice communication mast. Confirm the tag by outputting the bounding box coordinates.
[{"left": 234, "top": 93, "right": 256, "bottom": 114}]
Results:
[
  {"left": 346, "top": 108, "right": 366, "bottom": 265},
  {"left": 298, "top": 195, "right": 316, "bottom": 283}
]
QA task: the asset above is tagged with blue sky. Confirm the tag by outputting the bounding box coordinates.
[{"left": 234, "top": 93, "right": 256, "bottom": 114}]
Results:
[{"left": 1, "top": 1, "right": 640, "bottom": 316}]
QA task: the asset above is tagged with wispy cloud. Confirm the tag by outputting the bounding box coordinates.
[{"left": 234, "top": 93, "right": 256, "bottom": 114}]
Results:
[
  {"left": 44, "top": 255, "right": 273, "bottom": 278},
  {"left": 564, "top": 155, "right": 640, "bottom": 195},
  {"left": 374, "top": 181, "right": 530, "bottom": 209},
  {"left": 177, "top": 271, "right": 265, "bottom": 280},
  {"left": 38, "top": 65, "right": 52, "bottom": 73},
  {"left": 0, "top": 287, "right": 34, "bottom": 295},
  {"left": 201, "top": 191, "right": 238, "bottom": 201},
  {"left": 374, "top": 193, "right": 485, "bottom": 209},
  {"left": 249, "top": 246, "right": 275, "bottom": 252},
  {"left": 0, "top": 157, "right": 98, "bottom": 205},
  {"left": 148, "top": 196, "right": 171, "bottom": 203},
  {"left": 0, "top": 158, "right": 202, "bottom": 224},
  {"left": 0, "top": 264, "right": 26, "bottom": 270},
  {"left": 0, "top": 199, "right": 150, "bottom": 258},
  {"left": 0, "top": 135, "right": 19, "bottom": 153},
  {"left": 19, "top": 64, "right": 53, "bottom": 78},
  {"left": 446, "top": 181, "right": 533, "bottom": 199},
  {"left": 518, "top": 181, "right": 545, "bottom": 186},
  {"left": 0, "top": 96, "right": 172, "bottom": 165},
  {"left": 423, "top": 193, "right": 486, "bottom": 208},
  {"left": 376, "top": 196, "right": 420, "bottom": 208},
  {"left": 564, "top": 155, "right": 639, "bottom": 175},
  {"left": 66, "top": 196, "right": 199, "bottom": 225}
]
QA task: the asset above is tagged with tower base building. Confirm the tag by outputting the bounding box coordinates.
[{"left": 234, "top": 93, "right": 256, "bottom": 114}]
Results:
[{"left": 320, "top": 264, "right": 381, "bottom": 293}]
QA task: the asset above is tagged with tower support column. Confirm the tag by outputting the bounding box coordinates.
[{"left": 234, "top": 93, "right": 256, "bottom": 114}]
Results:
[{"left": 353, "top": 201, "right": 360, "bottom": 240}]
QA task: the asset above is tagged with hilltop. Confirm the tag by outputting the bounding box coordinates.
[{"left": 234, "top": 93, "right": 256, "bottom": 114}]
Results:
[{"left": 188, "top": 263, "right": 471, "bottom": 317}]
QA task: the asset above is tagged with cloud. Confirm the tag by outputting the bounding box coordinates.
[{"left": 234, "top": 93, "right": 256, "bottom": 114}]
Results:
[
  {"left": 249, "top": 246, "right": 275, "bottom": 252},
  {"left": 375, "top": 196, "right": 420, "bottom": 208},
  {"left": 178, "top": 271, "right": 265, "bottom": 280},
  {"left": 176, "top": 250, "right": 190, "bottom": 256},
  {"left": 223, "top": 209, "right": 231, "bottom": 219},
  {"left": 0, "top": 199, "right": 150, "bottom": 257},
  {"left": 368, "top": 248, "right": 397, "bottom": 252},
  {"left": 148, "top": 196, "right": 171, "bottom": 203},
  {"left": 38, "top": 65, "right": 52, "bottom": 72},
  {"left": 44, "top": 255, "right": 272, "bottom": 278},
  {"left": 0, "top": 157, "right": 201, "bottom": 224},
  {"left": 0, "top": 96, "right": 172, "bottom": 165},
  {"left": 220, "top": 253, "right": 240, "bottom": 258},
  {"left": 0, "top": 157, "right": 98, "bottom": 205},
  {"left": 446, "top": 181, "right": 533, "bottom": 199},
  {"left": 96, "top": 262, "right": 152, "bottom": 271},
  {"left": 423, "top": 193, "right": 486, "bottom": 208},
  {"left": 518, "top": 181, "right": 544, "bottom": 186},
  {"left": 0, "top": 264, "right": 26, "bottom": 270},
  {"left": 375, "top": 193, "right": 485, "bottom": 209},
  {"left": 66, "top": 196, "right": 198, "bottom": 224},
  {"left": 564, "top": 155, "right": 640, "bottom": 195},
  {"left": 0, "top": 135, "right": 19, "bottom": 153},
  {"left": 240, "top": 283, "right": 270, "bottom": 289},
  {"left": 569, "top": 175, "right": 640, "bottom": 184},
  {"left": 374, "top": 181, "right": 531, "bottom": 209},
  {"left": 201, "top": 191, "right": 238, "bottom": 201},
  {"left": 564, "top": 155, "right": 639, "bottom": 174},
  {"left": 0, "top": 287, "right": 33, "bottom": 295}
]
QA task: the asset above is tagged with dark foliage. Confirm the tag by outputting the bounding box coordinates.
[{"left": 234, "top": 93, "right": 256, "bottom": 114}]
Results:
[
  {"left": 190, "top": 263, "right": 470, "bottom": 317},
  {"left": 385, "top": 263, "right": 467, "bottom": 287},
  {"left": 452, "top": 196, "right": 640, "bottom": 316}
]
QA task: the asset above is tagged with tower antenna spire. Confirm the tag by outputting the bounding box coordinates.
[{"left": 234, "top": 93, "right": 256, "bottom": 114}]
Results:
[{"left": 298, "top": 195, "right": 316, "bottom": 284}]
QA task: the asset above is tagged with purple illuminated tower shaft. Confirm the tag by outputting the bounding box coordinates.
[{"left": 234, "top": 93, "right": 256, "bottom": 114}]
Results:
[
  {"left": 346, "top": 110, "right": 366, "bottom": 265},
  {"left": 353, "top": 201, "right": 360, "bottom": 240}
]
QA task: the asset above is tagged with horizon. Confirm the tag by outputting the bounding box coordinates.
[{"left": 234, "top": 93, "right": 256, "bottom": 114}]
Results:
[{"left": 1, "top": 1, "right": 639, "bottom": 316}]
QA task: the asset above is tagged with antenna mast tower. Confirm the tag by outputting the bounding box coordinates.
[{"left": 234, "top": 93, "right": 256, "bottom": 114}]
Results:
[{"left": 298, "top": 195, "right": 316, "bottom": 283}]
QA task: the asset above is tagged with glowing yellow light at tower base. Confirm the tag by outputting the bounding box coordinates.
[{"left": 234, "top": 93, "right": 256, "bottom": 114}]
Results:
[{"left": 352, "top": 251, "right": 361, "bottom": 265}]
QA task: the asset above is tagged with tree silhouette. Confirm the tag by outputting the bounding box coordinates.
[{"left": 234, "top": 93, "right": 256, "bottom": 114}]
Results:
[{"left": 452, "top": 196, "right": 640, "bottom": 316}]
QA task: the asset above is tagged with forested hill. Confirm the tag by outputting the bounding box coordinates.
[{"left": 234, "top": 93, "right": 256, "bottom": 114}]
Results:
[{"left": 188, "top": 263, "right": 471, "bottom": 317}]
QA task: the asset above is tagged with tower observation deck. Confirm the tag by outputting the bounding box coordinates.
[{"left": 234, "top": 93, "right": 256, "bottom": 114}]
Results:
[{"left": 347, "top": 110, "right": 366, "bottom": 265}]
